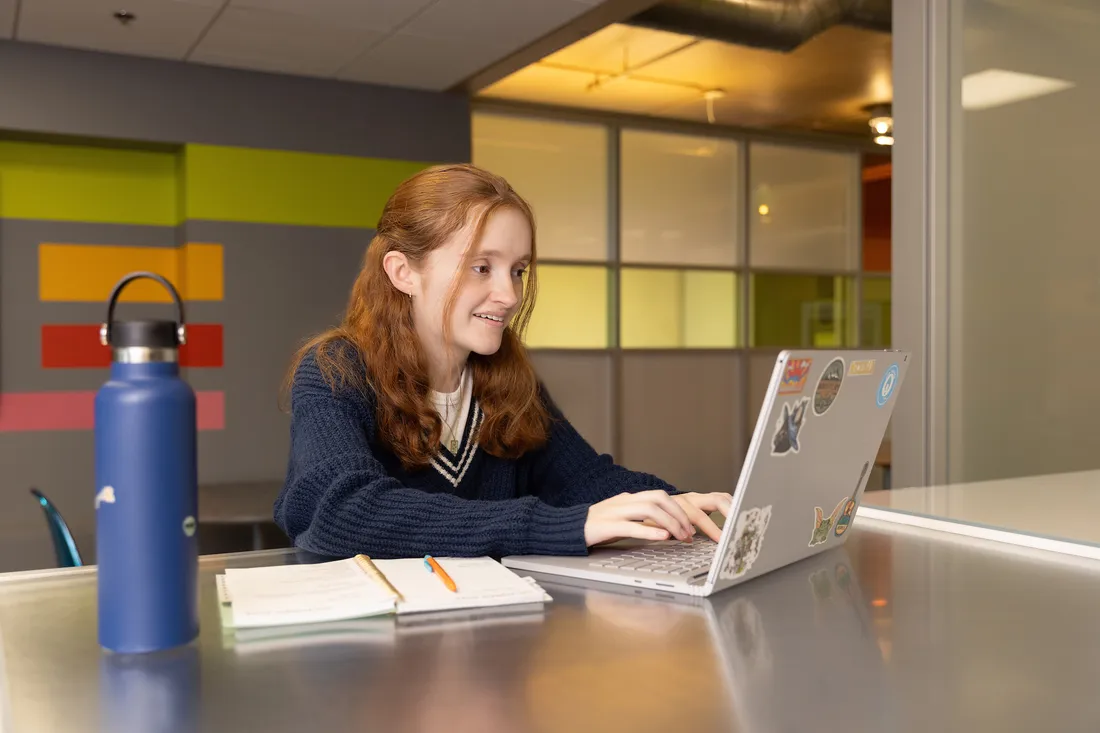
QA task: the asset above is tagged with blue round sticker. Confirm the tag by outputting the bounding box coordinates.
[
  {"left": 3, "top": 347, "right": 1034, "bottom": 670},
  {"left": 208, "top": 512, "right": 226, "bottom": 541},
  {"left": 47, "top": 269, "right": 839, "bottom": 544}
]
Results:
[{"left": 877, "top": 364, "right": 899, "bottom": 407}]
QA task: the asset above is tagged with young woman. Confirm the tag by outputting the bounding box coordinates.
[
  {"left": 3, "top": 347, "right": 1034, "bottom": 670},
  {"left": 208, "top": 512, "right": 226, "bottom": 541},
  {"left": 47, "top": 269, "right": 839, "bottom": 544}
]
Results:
[{"left": 275, "top": 164, "right": 731, "bottom": 559}]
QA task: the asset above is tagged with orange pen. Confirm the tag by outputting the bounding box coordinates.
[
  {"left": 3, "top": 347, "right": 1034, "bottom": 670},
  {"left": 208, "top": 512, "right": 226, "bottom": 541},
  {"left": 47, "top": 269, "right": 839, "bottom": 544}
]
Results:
[{"left": 423, "top": 555, "right": 458, "bottom": 592}]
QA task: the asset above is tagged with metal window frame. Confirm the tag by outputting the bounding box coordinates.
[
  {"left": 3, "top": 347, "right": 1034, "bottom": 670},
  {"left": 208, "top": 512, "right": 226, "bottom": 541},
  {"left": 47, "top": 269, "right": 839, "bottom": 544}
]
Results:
[{"left": 891, "top": 0, "right": 953, "bottom": 491}]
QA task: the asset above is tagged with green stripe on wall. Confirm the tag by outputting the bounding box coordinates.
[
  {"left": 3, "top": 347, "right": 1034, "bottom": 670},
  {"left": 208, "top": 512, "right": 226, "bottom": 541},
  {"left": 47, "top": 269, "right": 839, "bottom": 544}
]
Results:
[
  {"left": 183, "top": 144, "right": 431, "bottom": 228},
  {"left": 0, "top": 141, "right": 179, "bottom": 226}
]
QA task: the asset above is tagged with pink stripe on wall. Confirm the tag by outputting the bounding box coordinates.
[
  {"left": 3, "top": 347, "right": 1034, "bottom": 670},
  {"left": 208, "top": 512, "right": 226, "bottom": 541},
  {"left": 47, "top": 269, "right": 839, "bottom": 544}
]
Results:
[
  {"left": 0, "top": 391, "right": 226, "bottom": 432},
  {"left": 196, "top": 390, "right": 225, "bottom": 430}
]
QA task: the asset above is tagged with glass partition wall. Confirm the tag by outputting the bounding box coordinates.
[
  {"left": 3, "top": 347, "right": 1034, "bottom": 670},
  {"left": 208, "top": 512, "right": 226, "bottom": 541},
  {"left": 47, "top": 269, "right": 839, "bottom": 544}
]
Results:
[{"left": 473, "top": 106, "right": 888, "bottom": 493}]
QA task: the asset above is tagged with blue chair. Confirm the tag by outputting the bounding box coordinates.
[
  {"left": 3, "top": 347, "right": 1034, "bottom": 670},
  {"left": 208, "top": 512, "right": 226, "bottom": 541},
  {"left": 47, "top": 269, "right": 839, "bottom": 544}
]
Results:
[{"left": 30, "top": 488, "right": 83, "bottom": 568}]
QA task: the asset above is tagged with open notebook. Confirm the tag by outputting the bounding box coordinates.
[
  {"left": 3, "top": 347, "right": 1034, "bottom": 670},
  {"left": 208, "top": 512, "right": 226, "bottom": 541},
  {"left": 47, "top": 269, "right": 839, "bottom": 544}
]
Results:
[{"left": 218, "top": 555, "right": 552, "bottom": 630}]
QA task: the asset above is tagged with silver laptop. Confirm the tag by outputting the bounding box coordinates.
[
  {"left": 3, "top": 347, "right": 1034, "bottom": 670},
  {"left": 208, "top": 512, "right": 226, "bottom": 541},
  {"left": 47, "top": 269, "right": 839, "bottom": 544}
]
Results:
[{"left": 503, "top": 349, "right": 910, "bottom": 597}]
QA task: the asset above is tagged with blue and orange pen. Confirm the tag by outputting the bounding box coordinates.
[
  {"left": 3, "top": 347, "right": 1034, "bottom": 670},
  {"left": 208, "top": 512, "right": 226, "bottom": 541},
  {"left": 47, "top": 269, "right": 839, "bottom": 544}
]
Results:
[{"left": 424, "top": 555, "right": 458, "bottom": 592}]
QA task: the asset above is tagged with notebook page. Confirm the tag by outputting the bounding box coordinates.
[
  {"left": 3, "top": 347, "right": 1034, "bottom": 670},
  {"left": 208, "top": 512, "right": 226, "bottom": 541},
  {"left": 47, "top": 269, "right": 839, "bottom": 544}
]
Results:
[
  {"left": 223, "top": 558, "right": 396, "bottom": 628},
  {"left": 375, "top": 557, "right": 550, "bottom": 614}
]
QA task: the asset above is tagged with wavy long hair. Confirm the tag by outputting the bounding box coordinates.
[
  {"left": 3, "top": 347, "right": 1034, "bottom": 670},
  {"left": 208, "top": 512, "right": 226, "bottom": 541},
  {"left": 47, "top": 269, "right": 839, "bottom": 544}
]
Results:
[{"left": 286, "top": 163, "right": 550, "bottom": 470}]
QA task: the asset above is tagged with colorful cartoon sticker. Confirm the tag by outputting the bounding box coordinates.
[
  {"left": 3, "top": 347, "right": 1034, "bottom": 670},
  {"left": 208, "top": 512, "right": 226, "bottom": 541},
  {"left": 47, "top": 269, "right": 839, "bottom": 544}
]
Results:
[
  {"left": 809, "top": 499, "right": 845, "bottom": 547},
  {"left": 877, "top": 363, "right": 899, "bottom": 407},
  {"left": 778, "top": 358, "right": 813, "bottom": 394},
  {"left": 770, "top": 396, "right": 809, "bottom": 456},
  {"left": 813, "top": 357, "right": 845, "bottom": 416},
  {"left": 833, "top": 498, "right": 856, "bottom": 537},
  {"left": 848, "top": 359, "right": 876, "bottom": 377},
  {"left": 720, "top": 505, "right": 773, "bottom": 580},
  {"left": 835, "top": 460, "right": 871, "bottom": 537}
]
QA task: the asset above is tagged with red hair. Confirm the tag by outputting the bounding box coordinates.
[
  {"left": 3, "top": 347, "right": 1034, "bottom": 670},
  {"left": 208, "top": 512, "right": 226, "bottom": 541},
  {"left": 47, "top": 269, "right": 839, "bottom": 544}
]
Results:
[{"left": 286, "top": 163, "right": 549, "bottom": 470}]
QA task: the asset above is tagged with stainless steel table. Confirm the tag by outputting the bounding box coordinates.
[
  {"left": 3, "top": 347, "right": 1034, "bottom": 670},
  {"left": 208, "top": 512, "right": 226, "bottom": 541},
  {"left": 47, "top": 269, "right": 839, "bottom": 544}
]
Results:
[{"left": 2, "top": 519, "right": 1100, "bottom": 733}]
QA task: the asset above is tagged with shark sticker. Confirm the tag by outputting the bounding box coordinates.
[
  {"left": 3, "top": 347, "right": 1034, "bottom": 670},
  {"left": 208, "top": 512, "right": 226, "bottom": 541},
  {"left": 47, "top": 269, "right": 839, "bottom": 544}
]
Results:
[
  {"left": 721, "top": 505, "right": 773, "bottom": 580},
  {"left": 813, "top": 357, "right": 845, "bottom": 416},
  {"left": 809, "top": 499, "right": 846, "bottom": 546},
  {"left": 770, "top": 396, "right": 809, "bottom": 456}
]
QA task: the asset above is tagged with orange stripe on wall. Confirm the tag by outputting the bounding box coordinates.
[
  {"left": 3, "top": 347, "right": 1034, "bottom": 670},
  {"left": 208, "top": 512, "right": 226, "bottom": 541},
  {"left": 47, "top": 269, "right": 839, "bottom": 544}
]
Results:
[
  {"left": 0, "top": 391, "right": 225, "bottom": 432},
  {"left": 38, "top": 243, "right": 223, "bottom": 302}
]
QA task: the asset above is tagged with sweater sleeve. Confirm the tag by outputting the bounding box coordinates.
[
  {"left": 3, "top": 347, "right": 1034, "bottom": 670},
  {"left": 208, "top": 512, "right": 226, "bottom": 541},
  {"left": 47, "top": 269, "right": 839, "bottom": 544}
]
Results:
[
  {"left": 526, "top": 386, "right": 681, "bottom": 508},
  {"left": 273, "top": 351, "right": 591, "bottom": 559}
]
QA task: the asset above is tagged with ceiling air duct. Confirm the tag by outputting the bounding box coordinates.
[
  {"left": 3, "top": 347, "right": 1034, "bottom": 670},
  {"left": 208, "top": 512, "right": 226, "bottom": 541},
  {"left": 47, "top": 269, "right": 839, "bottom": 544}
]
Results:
[{"left": 625, "top": 0, "right": 891, "bottom": 52}]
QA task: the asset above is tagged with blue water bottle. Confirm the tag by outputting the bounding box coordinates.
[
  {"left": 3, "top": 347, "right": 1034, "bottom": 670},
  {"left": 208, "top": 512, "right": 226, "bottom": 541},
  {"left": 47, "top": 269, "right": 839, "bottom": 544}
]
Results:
[{"left": 95, "top": 271, "right": 199, "bottom": 654}]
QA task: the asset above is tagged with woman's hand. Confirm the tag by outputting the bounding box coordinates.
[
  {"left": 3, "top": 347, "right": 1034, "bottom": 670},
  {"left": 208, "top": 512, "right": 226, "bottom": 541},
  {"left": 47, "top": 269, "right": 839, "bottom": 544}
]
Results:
[
  {"left": 670, "top": 492, "right": 732, "bottom": 542},
  {"left": 584, "top": 490, "right": 733, "bottom": 547}
]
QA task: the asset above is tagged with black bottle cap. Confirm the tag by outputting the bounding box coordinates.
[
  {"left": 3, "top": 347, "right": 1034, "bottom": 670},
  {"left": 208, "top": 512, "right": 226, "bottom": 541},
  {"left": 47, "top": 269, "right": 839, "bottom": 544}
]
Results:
[{"left": 108, "top": 320, "right": 179, "bottom": 349}]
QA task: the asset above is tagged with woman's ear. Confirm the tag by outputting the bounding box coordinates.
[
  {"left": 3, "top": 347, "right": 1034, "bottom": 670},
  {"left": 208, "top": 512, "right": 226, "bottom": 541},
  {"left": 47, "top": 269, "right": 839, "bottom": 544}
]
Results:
[{"left": 382, "top": 251, "right": 418, "bottom": 297}]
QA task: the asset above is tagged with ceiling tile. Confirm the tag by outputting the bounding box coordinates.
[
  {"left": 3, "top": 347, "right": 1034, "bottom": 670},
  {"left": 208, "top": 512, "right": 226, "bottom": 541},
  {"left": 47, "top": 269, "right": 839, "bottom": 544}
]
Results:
[
  {"left": 0, "top": 0, "right": 15, "bottom": 39},
  {"left": 338, "top": 30, "right": 505, "bottom": 90},
  {"left": 226, "top": 0, "right": 436, "bottom": 33},
  {"left": 404, "top": 0, "right": 591, "bottom": 45},
  {"left": 190, "top": 6, "right": 382, "bottom": 76},
  {"left": 17, "top": 0, "right": 221, "bottom": 60}
]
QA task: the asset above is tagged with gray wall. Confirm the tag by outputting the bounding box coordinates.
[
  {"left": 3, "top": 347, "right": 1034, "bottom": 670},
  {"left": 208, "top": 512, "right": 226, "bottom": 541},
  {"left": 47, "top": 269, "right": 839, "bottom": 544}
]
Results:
[
  {"left": 0, "top": 40, "right": 469, "bottom": 162},
  {"left": 0, "top": 41, "right": 469, "bottom": 572}
]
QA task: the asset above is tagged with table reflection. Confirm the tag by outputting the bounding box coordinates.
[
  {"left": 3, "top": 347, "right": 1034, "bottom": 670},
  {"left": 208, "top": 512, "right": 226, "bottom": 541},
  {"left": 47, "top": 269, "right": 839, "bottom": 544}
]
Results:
[{"left": 527, "top": 544, "right": 896, "bottom": 733}]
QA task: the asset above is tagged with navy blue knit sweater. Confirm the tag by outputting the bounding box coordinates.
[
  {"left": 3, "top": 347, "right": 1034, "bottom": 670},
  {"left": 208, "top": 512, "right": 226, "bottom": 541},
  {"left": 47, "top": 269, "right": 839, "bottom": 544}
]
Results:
[{"left": 273, "top": 347, "right": 679, "bottom": 559}]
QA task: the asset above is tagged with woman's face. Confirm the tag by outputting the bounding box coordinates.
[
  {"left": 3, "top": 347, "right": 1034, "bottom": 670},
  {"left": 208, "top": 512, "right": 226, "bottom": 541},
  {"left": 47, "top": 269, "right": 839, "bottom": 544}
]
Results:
[{"left": 412, "top": 206, "right": 532, "bottom": 363}]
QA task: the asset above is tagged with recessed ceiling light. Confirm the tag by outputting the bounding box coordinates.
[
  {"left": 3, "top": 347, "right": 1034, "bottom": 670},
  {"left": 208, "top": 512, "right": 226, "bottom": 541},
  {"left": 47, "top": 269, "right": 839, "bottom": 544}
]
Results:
[
  {"left": 961, "top": 68, "right": 1074, "bottom": 110},
  {"left": 113, "top": 10, "right": 137, "bottom": 25}
]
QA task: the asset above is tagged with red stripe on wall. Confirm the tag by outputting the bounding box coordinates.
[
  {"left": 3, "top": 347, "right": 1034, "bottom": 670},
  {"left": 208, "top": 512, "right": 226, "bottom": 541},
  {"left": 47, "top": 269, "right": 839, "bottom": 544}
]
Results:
[
  {"left": 0, "top": 391, "right": 226, "bottom": 432},
  {"left": 41, "top": 324, "right": 224, "bottom": 368}
]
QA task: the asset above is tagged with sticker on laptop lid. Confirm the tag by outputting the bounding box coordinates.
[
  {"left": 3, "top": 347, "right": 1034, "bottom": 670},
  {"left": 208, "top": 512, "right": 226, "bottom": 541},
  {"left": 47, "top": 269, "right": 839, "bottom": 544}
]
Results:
[
  {"left": 813, "top": 357, "right": 845, "bottom": 416},
  {"left": 720, "top": 505, "right": 772, "bottom": 580},
  {"left": 809, "top": 499, "right": 845, "bottom": 547},
  {"left": 848, "top": 359, "right": 876, "bottom": 376},
  {"left": 770, "top": 396, "right": 809, "bottom": 456},
  {"left": 778, "top": 358, "right": 813, "bottom": 394},
  {"left": 833, "top": 499, "right": 857, "bottom": 537},
  {"left": 877, "top": 363, "right": 899, "bottom": 407},
  {"left": 835, "top": 461, "right": 871, "bottom": 537}
]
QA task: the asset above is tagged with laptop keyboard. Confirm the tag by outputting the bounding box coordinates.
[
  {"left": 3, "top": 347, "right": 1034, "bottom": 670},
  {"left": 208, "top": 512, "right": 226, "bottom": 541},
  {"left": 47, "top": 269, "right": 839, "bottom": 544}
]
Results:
[{"left": 589, "top": 539, "right": 717, "bottom": 577}]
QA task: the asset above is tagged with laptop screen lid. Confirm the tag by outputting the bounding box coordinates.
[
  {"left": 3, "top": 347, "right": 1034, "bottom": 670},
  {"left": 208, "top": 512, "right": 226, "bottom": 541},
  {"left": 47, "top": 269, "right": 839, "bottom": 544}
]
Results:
[{"left": 700, "top": 350, "right": 909, "bottom": 595}]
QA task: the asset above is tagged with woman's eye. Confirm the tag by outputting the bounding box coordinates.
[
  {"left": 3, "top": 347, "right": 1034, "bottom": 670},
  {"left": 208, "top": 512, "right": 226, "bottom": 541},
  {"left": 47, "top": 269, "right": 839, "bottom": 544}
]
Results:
[
  {"left": 472, "top": 265, "right": 490, "bottom": 275},
  {"left": 513, "top": 268, "right": 527, "bottom": 278}
]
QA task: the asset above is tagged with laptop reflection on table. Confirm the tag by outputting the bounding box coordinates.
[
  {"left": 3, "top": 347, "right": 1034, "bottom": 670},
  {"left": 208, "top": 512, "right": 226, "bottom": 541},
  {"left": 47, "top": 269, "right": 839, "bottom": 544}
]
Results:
[{"left": 526, "top": 545, "right": 897, "bottom": 733}]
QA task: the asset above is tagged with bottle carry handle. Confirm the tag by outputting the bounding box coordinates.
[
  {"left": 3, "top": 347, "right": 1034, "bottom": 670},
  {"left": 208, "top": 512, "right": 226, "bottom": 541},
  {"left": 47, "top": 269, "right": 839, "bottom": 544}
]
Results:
[{"left": 99, "top": 271, "right": 187, "bottom": 347}]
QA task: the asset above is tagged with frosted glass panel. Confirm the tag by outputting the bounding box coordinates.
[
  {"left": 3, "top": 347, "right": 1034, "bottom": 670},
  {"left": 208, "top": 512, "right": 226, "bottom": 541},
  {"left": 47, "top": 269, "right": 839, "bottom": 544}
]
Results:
[
  {"left": 472, "top": 113, "right": 608, "bottom": 261},
  {"left": 861, "top": 276, "right": 891, "bottom": 348},
  {"left": 524, "top": 265, "right": 610, "bottom": 348},
  {"left": 621, "top": 268, "right": 737, "bottom": 348},
  {"left": 751, "top": 274, "right": 853, "bottom": 348},
  {"left": 621, "top": 130, "right": 739, "bottom": 267},
  {"left": 749, "top": 143, "right": 857, "bottom": 270}
]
